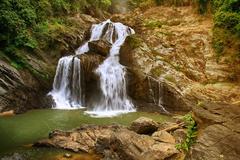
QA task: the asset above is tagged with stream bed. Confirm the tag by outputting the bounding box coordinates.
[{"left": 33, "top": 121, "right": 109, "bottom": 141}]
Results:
[{"left": 0, "top": 109, "right": 171, "bottom": 159}]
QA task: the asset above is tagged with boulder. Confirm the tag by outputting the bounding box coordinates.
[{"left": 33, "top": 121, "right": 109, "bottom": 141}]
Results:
[
  {"left": 88, "top": 40, "right": 111, "bottom": 57},
  {"left": 152, "top": 130, "right": 176, "bottom": 144},
  {"left": 96, "top": 128, "right": 179, "bottom": 160},
  {"left": 129, "top": 117, "right": 159, "bottom": 134},
  {"left": 35, "top": 125, "right": 120, "bottom": 153},
  {"left": 35, "top": 124, "right": 180, "bottom": 160}
]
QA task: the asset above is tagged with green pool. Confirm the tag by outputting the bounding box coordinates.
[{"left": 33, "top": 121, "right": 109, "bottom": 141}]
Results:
[{"left": 0, "top": 109, "right": 171, "bottom": 158}]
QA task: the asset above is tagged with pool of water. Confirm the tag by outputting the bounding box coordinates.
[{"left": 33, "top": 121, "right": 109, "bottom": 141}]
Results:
[{"left": 0, "top": 109, "right": 171, "bottom": 158}]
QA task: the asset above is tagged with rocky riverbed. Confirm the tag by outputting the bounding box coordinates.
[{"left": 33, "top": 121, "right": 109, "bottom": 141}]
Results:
[{"left": 35, "top": 117, "right": 187, "bottom": 160}]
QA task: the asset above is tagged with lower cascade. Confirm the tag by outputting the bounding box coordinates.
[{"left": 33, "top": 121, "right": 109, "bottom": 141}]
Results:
[{"left": 49, "top": 20, "right": 136, "bottom": 117}]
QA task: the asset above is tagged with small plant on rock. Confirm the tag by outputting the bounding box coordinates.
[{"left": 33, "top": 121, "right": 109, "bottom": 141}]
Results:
[{"left": 176, "top": 113, "right": 197, "bottom": 152}]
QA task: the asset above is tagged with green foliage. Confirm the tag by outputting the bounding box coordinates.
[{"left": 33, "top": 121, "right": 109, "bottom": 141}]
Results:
[
  {"left": 214, "top": 11, "right": 240, "bottom": 31},
  {"left": 0, "top": 0, "right": 112, "bottom": 70},
  {"left": 176, "top": 113, "right": 197, "bottom": 152},
  {"left": 151, "top": 67, "right": 163, "bottom": 77},
  {"left": 212, "top": 0, "right": 240, "bottom": 60}
]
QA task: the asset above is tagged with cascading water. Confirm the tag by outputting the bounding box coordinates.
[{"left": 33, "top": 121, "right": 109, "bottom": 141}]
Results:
[
  {"left": 86, "top": 21, "right": 136, "bottom": 117},
  {"left": 49, "top": 19, "right": 135, "bottom": 116},
  {"left": 49, "top": 56, "right": 84, "bottom": 109}
]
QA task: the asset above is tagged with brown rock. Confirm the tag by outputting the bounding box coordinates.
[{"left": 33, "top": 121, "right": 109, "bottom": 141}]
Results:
[
  {"left": 152, "top": 130, "right": 176, "bottom": 144},
  {"left": 172, "top": 129, "right": 187, "bottom": 144},
  {"left": 129, "top": 117, "right": 159, "bottom": 135},
  {"left": 35, "top": 124, "right": 180, "bottom": 160},
  {"left": 35, "top": 125, "right": 121, "bottom": 153},
  {"left": 88, "top": 40, "right": 111, "bottom": 57},
  {"left": 96, "top": 128, "right": 179, "bottom": 160},
  {"left": 0, "top": 110, "right": 15, "bottom": 117}
]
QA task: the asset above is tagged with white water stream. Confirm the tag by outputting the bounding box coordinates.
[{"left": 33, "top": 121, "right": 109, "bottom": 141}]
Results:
[{"left": 49, "top": 20, "right": 135, "bottom": 117}]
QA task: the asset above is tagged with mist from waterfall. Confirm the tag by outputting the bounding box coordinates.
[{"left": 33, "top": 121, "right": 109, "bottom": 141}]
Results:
[{"left": 49, "top": 20, "right": 135, "bottom": 117}]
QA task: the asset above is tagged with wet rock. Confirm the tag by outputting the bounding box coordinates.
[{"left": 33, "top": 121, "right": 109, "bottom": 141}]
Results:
[
  {"left": 187, "top": 102, "right": 240, "bottom": 160},
  {"left": 129, "top": 117, "right": 159, "bottom": 134},
  {"left": 88, "top": 40, "right": 111, "bottom": 57},
  {"left": 152, "top": 130, "right": 175, "bottom": 144},
  {"left": 75, "top": 53, "right": 104, "bottom": 108}
]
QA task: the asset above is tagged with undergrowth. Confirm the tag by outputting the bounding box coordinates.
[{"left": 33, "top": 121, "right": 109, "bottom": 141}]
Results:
[{"left": 176, "top": 113, "right": 198, "bottom": 152}]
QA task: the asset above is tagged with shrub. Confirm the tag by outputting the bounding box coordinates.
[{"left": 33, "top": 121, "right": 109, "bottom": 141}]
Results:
[
  {"left": 176, "top": 113, "right": 197, "bottom": 152},
  {"left": 214, "top": 11, "right": 240, "bottom": 30}
]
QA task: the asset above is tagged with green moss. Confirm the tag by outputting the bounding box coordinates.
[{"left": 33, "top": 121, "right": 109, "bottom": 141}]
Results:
[
  {"left": 164, "top": 74, "right": 177, "bottom": 83},
  {"left": 144, "top": 19, "right": 163, "bottom": 29},
  {"left": 127, "top": 35, "right": 143, "bottom": 49},
  {"left": 150, "top": 67, "right": 163, "bottom": 77},
  {"left": 197, "top": 101, "right": 204, "bottom": 107}
]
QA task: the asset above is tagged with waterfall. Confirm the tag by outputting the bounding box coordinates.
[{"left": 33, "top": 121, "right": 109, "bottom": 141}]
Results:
[
  {"left": 86, "top": 20, "right": 136, "bottom": 117},
  {"left": 49, "top": 20, "right": 135, "bottom": 116},
  {"left": 49, "top": 56, "right": 84, "bottom": 109}
]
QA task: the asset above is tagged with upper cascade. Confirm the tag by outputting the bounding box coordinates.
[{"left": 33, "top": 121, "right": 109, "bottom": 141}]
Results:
[
  {"left": 76, "top": 19, "right": 135, "bottom": 55},
  {"left": 49, "top": 20, "right": 136, "bottom": 117}
]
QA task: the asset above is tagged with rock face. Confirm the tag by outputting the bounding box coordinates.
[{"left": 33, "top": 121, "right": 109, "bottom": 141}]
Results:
[
  {"left": 0, "top": 60, "right": 52, "bottom": 113},
  {"left": 187, "top": 102, "right": 240, "bottom": 160},
  {"left": 116, "top": 6, "right": 240, "bottom": 113},
  {"left": 35, "top": 117, "right": 187, "bottom": 160},
  {"left": 129, "top": 117, "right": 159, "bottom": 134}
]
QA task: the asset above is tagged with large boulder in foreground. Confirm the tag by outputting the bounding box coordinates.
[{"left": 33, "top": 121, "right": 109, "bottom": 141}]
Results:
[
  {"left": 35, "top": 125, "right": 119, "bottom": 153},
  {"left": 129, "top": 117, "right": 159, "bottom": 135},
  {"left": 35, "top": 117, "right": 184, "bottom": 160},
  {"left": 96, "top": 128, "right": 179, "bottom": 160}
]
